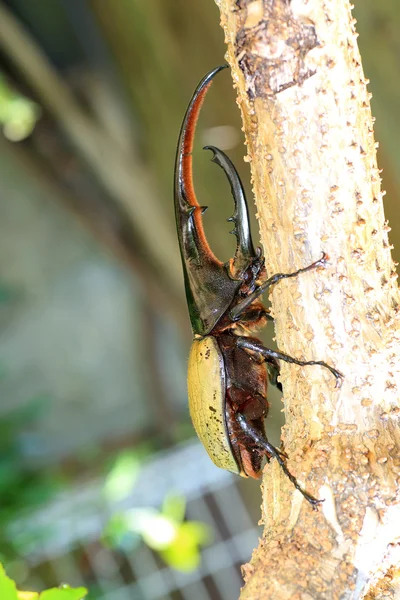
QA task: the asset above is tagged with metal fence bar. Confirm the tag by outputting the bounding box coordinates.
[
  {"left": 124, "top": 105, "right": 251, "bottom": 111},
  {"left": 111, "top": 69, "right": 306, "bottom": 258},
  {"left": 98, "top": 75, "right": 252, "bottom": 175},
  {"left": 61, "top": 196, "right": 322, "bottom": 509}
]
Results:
[
  {"left": 14, "top": 441, "right": 263, "bottom": 600},
  {"left": 179, "top": 578, "right": 214, "bottom": 600},
  {"left": 84, "top": 544, "right": 126, "bottom": 596},
  {"left": 212, "top": 483, "right": 256, "bottom": 536},
  {"left": 126, "top": 544, "right": 174, "bottom": 600},
  {"left": 212, "top": 566, "right": 243, "bottom": 600}
]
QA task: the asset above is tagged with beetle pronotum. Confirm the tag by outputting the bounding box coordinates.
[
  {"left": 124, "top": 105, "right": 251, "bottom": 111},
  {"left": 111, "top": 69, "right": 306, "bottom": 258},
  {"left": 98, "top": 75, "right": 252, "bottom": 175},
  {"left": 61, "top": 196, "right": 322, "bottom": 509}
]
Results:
[{"left": 174, "top": 66, "right": 342, "bottom": 507}]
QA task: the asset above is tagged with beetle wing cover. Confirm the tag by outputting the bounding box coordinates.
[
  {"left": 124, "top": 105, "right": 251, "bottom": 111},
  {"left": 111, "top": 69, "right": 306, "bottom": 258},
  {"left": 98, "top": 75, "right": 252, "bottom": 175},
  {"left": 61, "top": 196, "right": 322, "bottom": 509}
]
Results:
[{"left": 188, "top": 337, "right": 240, "bottom": 475}]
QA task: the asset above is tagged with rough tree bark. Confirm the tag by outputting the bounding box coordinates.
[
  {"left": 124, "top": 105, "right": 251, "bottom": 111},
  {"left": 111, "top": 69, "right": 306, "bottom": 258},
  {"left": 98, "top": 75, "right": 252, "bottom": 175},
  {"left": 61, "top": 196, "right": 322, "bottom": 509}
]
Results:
[{"left": 215, "top": 0, "right": 400, "bottom": 598}]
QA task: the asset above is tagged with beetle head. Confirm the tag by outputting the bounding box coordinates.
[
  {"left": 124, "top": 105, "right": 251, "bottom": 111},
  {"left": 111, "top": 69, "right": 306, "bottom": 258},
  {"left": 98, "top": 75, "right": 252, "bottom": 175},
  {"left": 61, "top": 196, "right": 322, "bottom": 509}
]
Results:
[{"left": 175, "top": 66, "right": 260, "bottom": 336}]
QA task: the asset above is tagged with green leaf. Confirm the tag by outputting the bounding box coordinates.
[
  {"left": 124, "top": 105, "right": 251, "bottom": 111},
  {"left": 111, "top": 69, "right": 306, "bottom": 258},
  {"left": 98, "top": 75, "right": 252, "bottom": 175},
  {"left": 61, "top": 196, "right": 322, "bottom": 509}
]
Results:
[
  {"left": 0, "top": 565, "right": 87, "bottom": 600},
  {"left": 0, "top": 563, "right": 18, "bottom": 600},
  {"left": 102, "top": 514, "right": 141, "bottom": 551},
  {"left": 39, "top": 585, "right": 88, "bottom": 600},
  {"left": 160, "top": 521, "right": 212, "bottom": 572},
  {"left": 0, "top": 75, "right": 40, "bottom": 142},
  {"left": 125, "top": 509, "right": 177, "bottom": 551},
  {"left": 179, "top": 521, "right": 212, "bottom": 546},
  {"left": 103, "top": 451, "right": 141, "bottom": 502},
  {"left": 161, "top": 494, "right": 185, "bottom": 524}
]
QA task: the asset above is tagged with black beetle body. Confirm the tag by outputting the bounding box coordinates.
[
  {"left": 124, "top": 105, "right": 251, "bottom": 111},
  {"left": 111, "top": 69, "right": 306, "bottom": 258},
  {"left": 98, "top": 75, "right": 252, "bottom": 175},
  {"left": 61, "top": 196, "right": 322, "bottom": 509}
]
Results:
[{"left": 174, "top": 66, "right": 342, "bottom": 506}]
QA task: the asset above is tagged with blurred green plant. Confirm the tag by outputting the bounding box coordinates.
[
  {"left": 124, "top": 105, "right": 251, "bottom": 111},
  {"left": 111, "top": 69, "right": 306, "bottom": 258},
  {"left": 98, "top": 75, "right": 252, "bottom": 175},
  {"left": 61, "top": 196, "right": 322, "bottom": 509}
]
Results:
[
  {"left": 0, "top": 73, "right": 40, "bottom": 141},
  {"left": 104, "top": 494, "right": 211, "bottom": 572},
  {"left": 0, "top": 283, "right": 18, "bottom": 305},
  {"left": 0, "top": 400, "right": 64, "bottom": 566},
  {"left": 0, "top": 563, "right": 87, "bottom": 600},
  {"left": 102, "top": 449, "right": 142, "bottom": 503},
  {"left": 102, "top": 455, "right": 211, "bottom": 571}
]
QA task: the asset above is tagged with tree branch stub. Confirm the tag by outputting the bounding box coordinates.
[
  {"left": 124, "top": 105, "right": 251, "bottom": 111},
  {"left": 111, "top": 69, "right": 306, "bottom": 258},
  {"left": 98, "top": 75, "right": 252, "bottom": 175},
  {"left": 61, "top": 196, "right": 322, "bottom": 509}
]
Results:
[{"left": 216, "top": 0, "right": 400, "bottom": 598}]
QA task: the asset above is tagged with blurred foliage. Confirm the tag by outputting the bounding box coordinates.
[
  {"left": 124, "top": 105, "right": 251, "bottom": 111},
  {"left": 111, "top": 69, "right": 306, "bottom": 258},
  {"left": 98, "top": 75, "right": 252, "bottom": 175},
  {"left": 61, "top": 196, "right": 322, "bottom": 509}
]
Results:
[
  {"left": 103, "top": 450, "right": 211, "bottom": 571},
  {"left": 102, "top": 449, "right": 142, "bottom": 503},
  {"left": 104, "top": 494, "right": 211, "bottom": 572},
  {"left": 0, "top": 401, "right": 64, "bottom": 565},
  {"left": 0, "top": 563, "right": 87, "bottom": 600},
  {"left": 0, "top": 73, "right": 40, "bottom": 141}
]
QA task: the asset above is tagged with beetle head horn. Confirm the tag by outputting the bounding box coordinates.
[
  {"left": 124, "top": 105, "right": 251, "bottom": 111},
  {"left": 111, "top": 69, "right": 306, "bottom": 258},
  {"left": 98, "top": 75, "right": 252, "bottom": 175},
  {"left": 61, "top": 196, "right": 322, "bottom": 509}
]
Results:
[{"left": 203, "top": 145, "right": 259, "bottom": 278}]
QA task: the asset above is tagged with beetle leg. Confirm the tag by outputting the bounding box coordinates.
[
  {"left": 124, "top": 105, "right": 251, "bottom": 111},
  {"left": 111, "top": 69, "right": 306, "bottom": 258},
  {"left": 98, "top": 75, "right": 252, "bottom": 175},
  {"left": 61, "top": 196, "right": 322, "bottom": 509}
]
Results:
[
  {"left": 236, "top": 337, "right": 343, "bottom": 386},
  {"left": 266, "top": 359, "right": 283, "bottom": 392},
  {"left": 268, "top": 445, "right": 288, "bottom": 460},
  {"left": 235, "top": 413, "right": 322, "bottom": 508},
  {"left": 237, "top": 332, "right": 281, "bottom": 389},
  {"left": 232, "top": 308, "right": 274, "bottom": 335},
  {"left": 230, "top": 253, "right": 328, "bottom": 321},
  {"left": 239, "top": 308, "right": 274, "bottom": 324}
]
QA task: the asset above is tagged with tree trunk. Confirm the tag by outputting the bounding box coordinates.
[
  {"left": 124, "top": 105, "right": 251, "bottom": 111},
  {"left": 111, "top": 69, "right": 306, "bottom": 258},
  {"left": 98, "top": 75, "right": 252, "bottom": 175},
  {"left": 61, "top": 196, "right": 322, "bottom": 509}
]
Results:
[{"left": 215, "top": 0, "right": 400, "bottom": 598}]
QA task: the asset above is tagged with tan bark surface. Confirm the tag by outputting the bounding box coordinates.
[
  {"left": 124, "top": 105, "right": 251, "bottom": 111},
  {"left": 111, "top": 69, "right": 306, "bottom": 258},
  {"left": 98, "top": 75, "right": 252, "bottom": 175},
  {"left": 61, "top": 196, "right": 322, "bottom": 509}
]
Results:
[{"left": 215, "top": 0, "right": 400, "bottom": 598}]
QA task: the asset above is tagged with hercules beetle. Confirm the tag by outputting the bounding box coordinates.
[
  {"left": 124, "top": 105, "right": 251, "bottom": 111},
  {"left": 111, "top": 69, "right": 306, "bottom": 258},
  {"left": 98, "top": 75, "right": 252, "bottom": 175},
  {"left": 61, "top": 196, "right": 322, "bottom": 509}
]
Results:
[{"left": 174, "top": 66, "right": 342, "bottom": 507}]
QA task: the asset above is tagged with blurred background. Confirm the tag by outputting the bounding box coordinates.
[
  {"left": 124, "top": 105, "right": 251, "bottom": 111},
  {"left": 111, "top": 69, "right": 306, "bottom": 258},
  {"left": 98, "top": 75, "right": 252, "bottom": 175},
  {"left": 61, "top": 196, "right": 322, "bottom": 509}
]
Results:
[{"left": 0, "top": 1, "right": 399, "bottom": 599}]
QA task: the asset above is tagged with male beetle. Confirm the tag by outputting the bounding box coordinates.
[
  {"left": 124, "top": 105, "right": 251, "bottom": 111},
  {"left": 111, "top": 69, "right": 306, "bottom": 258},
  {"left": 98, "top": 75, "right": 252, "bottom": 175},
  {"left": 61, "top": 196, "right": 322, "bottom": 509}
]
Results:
[{"left": 174, "top": 66, "right": 342, "bottom": 506}]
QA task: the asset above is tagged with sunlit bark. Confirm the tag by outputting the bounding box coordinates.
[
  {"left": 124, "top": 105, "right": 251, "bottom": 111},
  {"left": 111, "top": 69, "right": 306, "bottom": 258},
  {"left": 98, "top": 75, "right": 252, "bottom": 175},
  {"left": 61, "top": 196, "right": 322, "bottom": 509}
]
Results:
[{"left": 215, "top": 1, "right": 400, "bottom": 598}]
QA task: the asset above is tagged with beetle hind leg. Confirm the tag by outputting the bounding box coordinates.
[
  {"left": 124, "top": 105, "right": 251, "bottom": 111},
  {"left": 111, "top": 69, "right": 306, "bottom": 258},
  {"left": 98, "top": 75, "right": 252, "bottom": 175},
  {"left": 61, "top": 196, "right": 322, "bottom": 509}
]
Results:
[{"left": 235, "top": 413, "right": 322, "bottom": 508}]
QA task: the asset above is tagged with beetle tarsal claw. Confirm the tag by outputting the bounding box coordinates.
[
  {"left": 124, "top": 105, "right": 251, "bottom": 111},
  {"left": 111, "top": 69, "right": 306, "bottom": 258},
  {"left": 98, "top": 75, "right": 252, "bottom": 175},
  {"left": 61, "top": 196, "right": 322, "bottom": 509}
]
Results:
[
  {"left": 334, "top": 373, "right": 344, "bottom": 388},
  {"left": 275, "top": 448, "right": 288, "bottom": 460}
]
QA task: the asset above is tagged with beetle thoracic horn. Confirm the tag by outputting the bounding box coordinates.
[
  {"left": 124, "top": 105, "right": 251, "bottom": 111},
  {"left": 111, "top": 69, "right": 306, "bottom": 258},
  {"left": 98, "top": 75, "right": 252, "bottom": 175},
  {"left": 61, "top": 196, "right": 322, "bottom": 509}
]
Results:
[
  {"left": 204, "top": 145, "right": 259, "bottom": 279},
  {"left": 174, "top": 65, "right": 244, "bottom": 336}
]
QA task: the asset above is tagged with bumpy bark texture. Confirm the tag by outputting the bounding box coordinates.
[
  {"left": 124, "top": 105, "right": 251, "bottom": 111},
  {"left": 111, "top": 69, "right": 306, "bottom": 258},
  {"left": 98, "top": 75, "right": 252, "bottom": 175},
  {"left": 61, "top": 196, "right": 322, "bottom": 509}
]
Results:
[{"left": 215, "top": 0, "right": 400, "bottom": 598}]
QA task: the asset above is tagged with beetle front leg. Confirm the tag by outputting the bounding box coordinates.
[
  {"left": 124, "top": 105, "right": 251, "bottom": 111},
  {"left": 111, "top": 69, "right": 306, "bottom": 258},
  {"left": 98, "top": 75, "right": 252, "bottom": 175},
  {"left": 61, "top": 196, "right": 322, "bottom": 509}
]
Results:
[
  {"left": 235, "top": 413, "right": 322, "bottom": 508},
  {"left": 238, "top": 308, "right": 274, "bottom": 324},
  {"left": 236, "top": 337, "right": 343, "bottom": 386},
  {"left": 230, "top": 254, "right": 328, "bottom": 321}
]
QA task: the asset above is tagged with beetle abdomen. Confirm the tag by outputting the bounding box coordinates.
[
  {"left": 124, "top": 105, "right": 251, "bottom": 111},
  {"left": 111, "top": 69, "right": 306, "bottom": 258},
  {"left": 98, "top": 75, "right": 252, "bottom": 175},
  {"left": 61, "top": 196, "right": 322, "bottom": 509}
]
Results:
[{"left": 188, "top": 337, "right": 240, "bottom": 475}]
